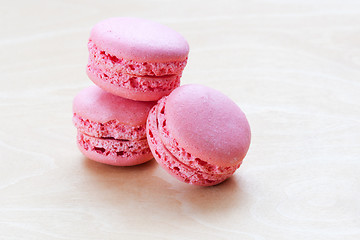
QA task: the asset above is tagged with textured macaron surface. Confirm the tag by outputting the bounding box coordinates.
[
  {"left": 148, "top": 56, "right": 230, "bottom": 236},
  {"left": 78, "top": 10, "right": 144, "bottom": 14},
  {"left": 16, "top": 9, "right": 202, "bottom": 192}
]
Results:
[
  {"left": 73, "top": 85, "right": 155, "bottom": 127},
  {"left": 73, "top": 114, "right": 147, "bottom": 141},
  {"left": 165, "top": 84, "right": 251, "bottom": 167},
  {"left": 89, "top": 17, "right": 189, "bottom": 63}
]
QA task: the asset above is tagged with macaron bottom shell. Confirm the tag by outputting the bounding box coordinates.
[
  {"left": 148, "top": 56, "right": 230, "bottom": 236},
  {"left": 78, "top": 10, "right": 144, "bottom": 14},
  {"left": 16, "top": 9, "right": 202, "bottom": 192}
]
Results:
[
  {"left": 77, "top": 131, "right": 153, "bottom": 166},
  {"left": 146, "top": 104, "right": 237, "bottom": 186},
  {"left": 73, "top": 113, "right": 147, "bottom": 141},
  {"left": 87, "top": 66, "right": 180, "bottom": 102}
]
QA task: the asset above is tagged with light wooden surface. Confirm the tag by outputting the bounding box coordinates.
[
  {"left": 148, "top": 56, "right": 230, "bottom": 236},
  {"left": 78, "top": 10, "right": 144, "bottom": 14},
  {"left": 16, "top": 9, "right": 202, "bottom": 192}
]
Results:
[{"left": 1, "top": 0, "right": 359, "bottom": 239}]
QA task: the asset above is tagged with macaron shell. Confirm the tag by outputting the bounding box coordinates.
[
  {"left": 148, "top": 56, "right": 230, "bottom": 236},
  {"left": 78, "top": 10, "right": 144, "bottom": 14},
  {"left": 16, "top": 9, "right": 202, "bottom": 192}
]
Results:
[
  {"left": 165, "top": 84, "right": 251, "bottom": 167},
  {"left": 73, "top": 113, "right": 146, "bottom": 141},
  {"left": 87, "top": 63, "right": 180, "bottom": 101},
  {"left": 146, "top": 104, "right": 233, "bottom": 186},
  {"left": 77, "top": 131, "right": 153, "bottom": 166},
  {"left": 90, "top": 17, "right": 189, "bottom": 63},
  {"left": 156, "top": 97, "right": 240, "bottom": 175},
  {"left": 73, "top": 86, "right": 156, "bottom": 125}
]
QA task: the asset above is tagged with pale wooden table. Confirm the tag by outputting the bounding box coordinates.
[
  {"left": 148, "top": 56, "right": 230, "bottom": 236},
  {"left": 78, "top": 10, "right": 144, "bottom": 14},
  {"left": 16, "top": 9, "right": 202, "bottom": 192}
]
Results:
[{"left": 1, "top": 0, "right": 359, "bottom": 239}]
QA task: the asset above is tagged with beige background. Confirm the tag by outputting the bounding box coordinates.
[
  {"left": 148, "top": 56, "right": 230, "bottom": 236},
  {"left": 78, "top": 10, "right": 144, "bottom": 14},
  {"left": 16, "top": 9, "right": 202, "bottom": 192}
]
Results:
[{"left": 1, "top": 0, "right": 359, "bottom": 239}]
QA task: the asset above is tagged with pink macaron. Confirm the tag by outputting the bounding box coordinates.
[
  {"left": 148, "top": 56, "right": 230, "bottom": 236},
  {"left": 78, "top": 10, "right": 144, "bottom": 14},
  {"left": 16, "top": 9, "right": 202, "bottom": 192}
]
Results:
[
  {"left": 146, "top": 84, "right": 251, "bottom": 186},
  {"left": 73, "top": 86, "right": 156, "bottom": 166},
  {"left": 87, "top": 17, "right": 189, "bottom": 101}
]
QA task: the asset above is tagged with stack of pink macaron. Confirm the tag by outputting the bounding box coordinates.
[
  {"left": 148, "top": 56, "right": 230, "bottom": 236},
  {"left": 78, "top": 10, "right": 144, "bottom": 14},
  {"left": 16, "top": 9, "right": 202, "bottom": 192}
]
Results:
[{"left": 73, "top": 17, "right": 251, "bottom": 186}]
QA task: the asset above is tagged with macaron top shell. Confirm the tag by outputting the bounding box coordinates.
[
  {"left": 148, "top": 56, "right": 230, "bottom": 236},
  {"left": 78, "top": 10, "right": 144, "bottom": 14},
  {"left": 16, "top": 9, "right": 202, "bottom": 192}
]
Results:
[
  {"left": 90, "top": 17, "right": 189, "bottom": 63},
  {"left": 165, "top": 84, "right": 251, "bottom": 167},
  {"left": 73, "top": 86, "right": 155, "bottom": 126}
]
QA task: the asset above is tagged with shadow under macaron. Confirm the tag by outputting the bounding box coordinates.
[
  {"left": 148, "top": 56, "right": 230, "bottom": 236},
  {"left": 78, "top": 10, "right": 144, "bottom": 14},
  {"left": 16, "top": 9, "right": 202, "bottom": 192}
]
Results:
[
  {"left": 170, "top": 175, "right": 247, "bottom": 215},
  {"left": 82, "top": 155, "right": 246, "bottom": 216},
  {"left": 82, "top": 156, "right": 157, "bottom": 178}
]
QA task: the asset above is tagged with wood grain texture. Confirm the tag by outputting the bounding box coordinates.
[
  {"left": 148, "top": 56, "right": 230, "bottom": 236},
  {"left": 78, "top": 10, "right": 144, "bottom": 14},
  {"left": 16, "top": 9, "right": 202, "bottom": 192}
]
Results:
[{"left": 1, "top": 0, "right": 359, "bottom": 239}]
